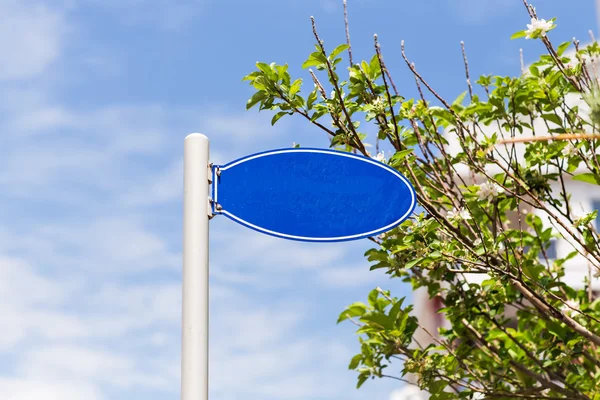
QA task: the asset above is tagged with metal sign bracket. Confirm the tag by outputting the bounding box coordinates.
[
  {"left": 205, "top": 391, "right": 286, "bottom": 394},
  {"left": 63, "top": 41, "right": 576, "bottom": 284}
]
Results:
[{"left": 210, "top": 164, "right": 222, "bottom": 216}]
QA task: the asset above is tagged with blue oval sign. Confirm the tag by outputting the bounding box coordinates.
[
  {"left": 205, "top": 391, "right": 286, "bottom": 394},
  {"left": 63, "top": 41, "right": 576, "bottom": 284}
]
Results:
[{"left": 212, "top": 148, "right": 416, "bottom": 242}]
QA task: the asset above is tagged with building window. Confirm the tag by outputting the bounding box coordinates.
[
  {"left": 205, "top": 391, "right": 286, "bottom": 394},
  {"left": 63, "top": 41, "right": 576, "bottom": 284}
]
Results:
[
  {"left": 525, "top": 239, "right": 558, "bottom": 260},
  {"left": 544, "top": 239, "right": 557, "bottom": 260},
  {"left": 593, "top": 200, "right": 600, "bottom": 231}
]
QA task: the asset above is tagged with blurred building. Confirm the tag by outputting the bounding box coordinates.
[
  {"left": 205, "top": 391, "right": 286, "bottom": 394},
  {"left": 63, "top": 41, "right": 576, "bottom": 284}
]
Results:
[{"left": 398, "top": 60, "right": 600, "bottom": 399}]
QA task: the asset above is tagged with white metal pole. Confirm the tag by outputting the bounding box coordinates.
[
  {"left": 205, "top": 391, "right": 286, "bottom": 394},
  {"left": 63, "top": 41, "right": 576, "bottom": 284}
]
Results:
[{"left": 182, "top": 133, "right": 210, "bottom": 400}]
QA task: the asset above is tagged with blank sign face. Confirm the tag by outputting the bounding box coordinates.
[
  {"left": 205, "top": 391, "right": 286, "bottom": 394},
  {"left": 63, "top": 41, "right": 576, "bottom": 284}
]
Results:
[{"left": 213, "top": 148, "right": 417, "bottom": 242}]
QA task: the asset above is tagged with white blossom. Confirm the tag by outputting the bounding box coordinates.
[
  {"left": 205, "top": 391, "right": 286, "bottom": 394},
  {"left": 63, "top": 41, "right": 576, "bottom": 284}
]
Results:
[
  {"left": 476, "top": 181, "right": 505, "bottom": 201},
  {"left": 371, "top": 97, "right": 386, "bottom": 114},
  {"left": 571, "top": 209, "right": 586, "bottom": 226},
  {"left": 562, "top": 143, "right": 578, "bottom": 157},
  {"left": 525, "top": 17, "right": 554, "bottom": 39},
  {"left": 561, "top": 299, "right": 580, "bottom": 314},
  {"left": 447, "top": 207, "right": 472, "bottom": 221},
  {"left": 373, "top": 151, "right": 386, "bottom": 163}
]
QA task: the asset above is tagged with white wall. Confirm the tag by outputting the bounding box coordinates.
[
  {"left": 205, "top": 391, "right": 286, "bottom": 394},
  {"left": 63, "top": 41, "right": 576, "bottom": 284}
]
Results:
[
  {"left": 412, "top": 89, "right": 600, "bottom": 351},
  {"left": 534, "top": 178, "right": 600, "bottom": 290},
  {"left": 443, "top": 93, "right": 590, "bottom": 177}
]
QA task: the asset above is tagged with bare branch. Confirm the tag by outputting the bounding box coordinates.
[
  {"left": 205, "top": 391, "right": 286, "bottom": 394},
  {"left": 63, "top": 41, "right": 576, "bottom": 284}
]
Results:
[
  {"left": 460, "top": 41, "right": 473, "bottom": 100},
  {"left": 343, "top": 0, "right": 353, "bottom": 66}
]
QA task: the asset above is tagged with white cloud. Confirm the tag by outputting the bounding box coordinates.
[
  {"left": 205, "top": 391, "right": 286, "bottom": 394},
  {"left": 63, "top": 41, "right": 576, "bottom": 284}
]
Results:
[
  {"left": 0, "top": 0, "right": 68, "bottom": 80},
  {"left": 19, "top": 345, "right": 175, "bottom": 390},
  {"left": 0, "top": 102, "right": 183, "bottom": 203},
  {"left": 124, "top": 159, "right": 183, "bottom": 206},
  {"left": 20, "top": 346, "right": 133, "bottom": 386},
  {"left": 121, "top": 106, "right": 291, "bottom": 207},
  {"left": 0, "top": 217, "right": 179, "bottom": 274},
  {"left": 0, "top": 257, "right": 179, "bottom": 349},
  {"left": 389, "top": 386, "right": 428, "bottom": 400},
  {"left": 0, "top": 2, "right": 396, "bottom": 399},
  {"left": 212, "top": 307, "right": 305, "bottom": 351},
  {"left": 203, "top": 109, "right": 291, "bottom": 147},
  {"left": 0, "top": 255, "right": 181, "bottom": 396},
  {"left": 0, "top": 252, "right": 380, "bottom": 400},
  {"left": 212, "top": 225, "right": 349, "bottom": 271},
  {"left": 0, "top": 256, "right": 89, "bottom": 350},
  {"left": 209, "top": 303, "right": 358, "bottom": 399},
  {"left": 208, "top": 227, "right": 356, "bottom": 289},
  {"left": 318, "top": 264, "right": 388, "bottom": 288},
  {"left": 208, "top": 222, "right": 382, "bottom": 291},
  {"left": 0, "top": 378, "right": 104, "bottom": 400},
  {"left": 0, "top": 257, "right": 75, "bottom": 307},
  {"left": 87, "top": 282, "right": 181, "bottom": 327}
]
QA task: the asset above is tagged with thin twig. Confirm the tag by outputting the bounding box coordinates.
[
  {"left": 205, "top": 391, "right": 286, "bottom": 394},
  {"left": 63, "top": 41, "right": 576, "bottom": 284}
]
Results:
[
  {"left": 373, "top": 35, "right": 398, "bottom": 95},
  {"left": 311, "top": 16, "right": 368, "bottom": 155},
  {"left": 374, "top": 34, "right": 401, "bottom": 148},
  {"left": 309, "top": 69, "right": 328, "bottom": 99},
  {"left": 461, "top": 41, "right": 473, "bottom": 100},
  {"left": 343, "top": 0, "right": 353, "bottom": 67},
  {"left": 462, "top": 318, "right": 589, "bottom": 399}
]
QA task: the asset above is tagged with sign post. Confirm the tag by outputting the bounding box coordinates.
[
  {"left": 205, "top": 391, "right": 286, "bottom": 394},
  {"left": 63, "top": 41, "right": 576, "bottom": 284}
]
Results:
[
  {"left": 181, "top": 134, "right": 417, "bottom": 399},
  {"left": 182, "top": 133, "right": 210, "bottom": 400}
]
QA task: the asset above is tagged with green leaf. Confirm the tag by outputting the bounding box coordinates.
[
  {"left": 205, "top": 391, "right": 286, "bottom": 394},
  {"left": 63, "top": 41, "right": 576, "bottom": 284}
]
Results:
[
  {"left": 546, "top": 320, "right": 567, "bottom": 339},
  {"left": 356, "top": 373, "right": 368, "bottom": 389},
  {"left": 348, "top": 354, "right": 362, "bottom": 370},
  {"left": 452, "top": 91, "right": 468, "bottom": 107},
  {"left": 573, "top": 173, "right": 600, "bottom": 185},
  {"left": 361, "top": 313, "right": 394, "bottom": 330},
  {"left": 429, "top": 380, "right": 448, "bottom": 395},
  {"left": 275, "top": 64, "right": 289, "bottom": 81},
  {"left": 256, "top": 62, "right": 275, "bottom": 79},
  {"left": 511, "top": 30, "right": 527, "bottom": 40},
  {"left": 574, "top": 210, "right": 598, "bottom": 227},
  {"left": 388, "top": 298, "right": 405, "bottom": 323},
  {"left": 306, "top": 88, "right": 318, "bottom": 110},
  {"left": 289, "top": 78, "right": 302, "bottom": 97},
  {"left": 302, "top": 52, "right": 327, "bottom": 69},
  {"left": 337, "top": 302, "right": 367, "bottom": 323},
  {"left": 405, "top": 257, "right": 424, "bottom": 269},
  {"left": 271, "top": 111, "right": 290, "bottom": 125},
  {"left": 242, "top": 71, "right": 262, "bottom": 82},
  {"left": 541, "top": 113, "right": 563, "bottom": 126},
  {"left": 487, "top": 329, "right": 508, "bottom": 341},
  {"left": 368, "top": 288, "right": 379, "bottom": 307},
  {"left": 508, "top": 348, "right": 521, "bottom": 360},
  {"left": 329, "top": 44, "right": 349, "bottom": 60},
  {"left": 388, "top": 149, "right": 413, "bottom": 167},
  {"left": 369, "top": 54, "right": 381, "bottom": 78},
  {"left": 246, "top": 91, "right": 267, "bottom": 110},
  {"left": 557, "top": 41, "right": 571, "bottom": 56}
]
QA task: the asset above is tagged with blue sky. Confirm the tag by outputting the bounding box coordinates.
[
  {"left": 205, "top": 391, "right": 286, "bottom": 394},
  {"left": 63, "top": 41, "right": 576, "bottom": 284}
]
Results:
[{"left": 0, "top": 0, "right": 597, "bottom": 399}]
